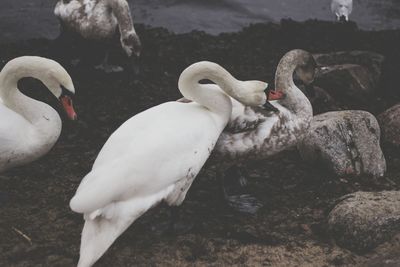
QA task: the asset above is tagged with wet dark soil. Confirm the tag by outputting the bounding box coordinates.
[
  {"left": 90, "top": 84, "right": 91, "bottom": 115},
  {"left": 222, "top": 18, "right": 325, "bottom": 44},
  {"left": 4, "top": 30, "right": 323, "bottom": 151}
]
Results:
[{"left": 1, "top": 20, "right": 400, "bottom": 266}]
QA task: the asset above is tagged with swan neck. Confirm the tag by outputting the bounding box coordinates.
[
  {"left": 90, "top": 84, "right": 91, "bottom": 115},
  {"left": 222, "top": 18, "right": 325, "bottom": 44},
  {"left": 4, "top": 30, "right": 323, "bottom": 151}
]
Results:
[
  {"left": 274, "top": 53, "right": 313, "bottom": 118},
  {"left": 0, "top": 59, "right": 60, "bottom": 128},
  {"left": 108, "top": 0, "right": 136, "bottom": 37},
  {"left": 178, "top": 62, "right": 238, "bottom": 125},
  {"left": 275, "top": 55, "right": 298, "bottom": 92}
]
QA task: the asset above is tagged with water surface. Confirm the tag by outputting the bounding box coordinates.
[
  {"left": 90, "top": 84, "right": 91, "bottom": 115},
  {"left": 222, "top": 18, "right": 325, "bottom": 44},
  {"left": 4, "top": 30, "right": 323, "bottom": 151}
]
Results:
[{"left": 0, "top": 0, "right": 399, "bottom": 42}]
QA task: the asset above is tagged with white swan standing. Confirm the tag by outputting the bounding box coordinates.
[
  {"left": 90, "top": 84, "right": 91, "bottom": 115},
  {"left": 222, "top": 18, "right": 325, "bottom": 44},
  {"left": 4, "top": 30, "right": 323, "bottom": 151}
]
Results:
[
  {"left": 54, "top": 0, "right": 141, "bottom": 72},
  {"left": 209, "top": 50, "right": 315, "bottom": 212},
  {"left": 331, "top": 0, "right": 353, "bottom": 22},
  {"left": 0, "top": 56, "right": 77, "bottom": 172},
  {"left": 69, "top": 61, "right": 270, "bottom": 266}
]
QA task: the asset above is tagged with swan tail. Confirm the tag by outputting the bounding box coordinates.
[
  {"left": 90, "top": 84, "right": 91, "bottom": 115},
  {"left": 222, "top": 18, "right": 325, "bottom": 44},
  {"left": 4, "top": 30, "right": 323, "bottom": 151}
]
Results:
[
  {"left": 76, "top": 186, "right": 175, "bottom": 266},
  {"left": 70, "top": 171, "right": 126, "bottom": 214},
  {"left": 77, "top": 210, "right": 137, "bottom": 267}
]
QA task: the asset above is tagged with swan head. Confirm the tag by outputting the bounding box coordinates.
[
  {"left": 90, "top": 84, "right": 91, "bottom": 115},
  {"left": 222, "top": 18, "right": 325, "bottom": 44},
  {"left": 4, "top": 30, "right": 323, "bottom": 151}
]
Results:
[
  {"left": 121, "top": 31, "right": 142, "bottom": 57},
  {"left": 0, "top": 56, "right": 77, "bottom": 120},
  {"left": 236, "top": 80, "right": 270, "bottom": 106},
  {"left": 294, "top": 52, "right": 317, "bottom": 86},
  {"left": 41, "top": 62, "right": 77, "bottom": 120}
]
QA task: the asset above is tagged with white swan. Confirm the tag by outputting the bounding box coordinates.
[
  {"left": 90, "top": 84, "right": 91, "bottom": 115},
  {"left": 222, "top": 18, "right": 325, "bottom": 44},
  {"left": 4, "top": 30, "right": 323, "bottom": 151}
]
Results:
[
  {"left": 69, "top": 61, "right": 270, "bottom": 266},
  {"left": 331, "top": 0, "right": 353, "bottom": 22},
  {"left": 0, "top": 56, "right": 77, "bottom": 172},
  {"left": 54, "top": 0, "right": 141, "bottom": 72},
  {"left": 208, "top": 50, "right": 315, "bottom": 213}
]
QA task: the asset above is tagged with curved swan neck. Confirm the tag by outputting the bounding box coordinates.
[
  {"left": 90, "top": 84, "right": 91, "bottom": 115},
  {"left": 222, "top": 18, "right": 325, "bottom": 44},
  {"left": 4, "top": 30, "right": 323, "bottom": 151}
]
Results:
[
  {"left": 107, "top": 0, "right": 136, "bottom": 37},
  {"left": 275, "top": 51, "right": 312, "bottom": 117},
  {"left": 275, "top": 51, "right": 302, "bottom": 92},
  {"left": 0, "top": 58, "right": 50, "bottom": 95},
  {"left": 178, "top": 62, "right": 243, "bottom": 124},
  {"left": 0, "top": 57, "right": 61, "bottom": 127}
]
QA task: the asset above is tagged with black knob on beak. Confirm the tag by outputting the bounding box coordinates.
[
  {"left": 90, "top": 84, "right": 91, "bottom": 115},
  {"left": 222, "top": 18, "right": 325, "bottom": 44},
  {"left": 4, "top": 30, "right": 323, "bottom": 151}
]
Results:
[{"left": 263, "top": 101, "right": 279, "bottom": 112}]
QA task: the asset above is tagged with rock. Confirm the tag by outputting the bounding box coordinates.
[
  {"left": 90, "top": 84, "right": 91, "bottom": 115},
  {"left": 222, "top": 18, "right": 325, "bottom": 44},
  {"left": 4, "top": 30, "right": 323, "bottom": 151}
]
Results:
[
  {"left": 301, "top": 85, "right": 340, "bottom": 115},
  {"left": 314, "top": 64, "right": 375, "bottom": 110},
  {"left": 298, "top": 110, "right": 386, "bottom": 178},
  {"left": 312, "top": 51, "right": 385, "bottom": 111},
  {"left": 314, "top": 51, "right": 385, "bottom": 84},
  {"left": 377, "top": 104, "right": 400, "bottom": 146},
  {"left": 328, "top": 191, "right": 400, "bottom": 252}
]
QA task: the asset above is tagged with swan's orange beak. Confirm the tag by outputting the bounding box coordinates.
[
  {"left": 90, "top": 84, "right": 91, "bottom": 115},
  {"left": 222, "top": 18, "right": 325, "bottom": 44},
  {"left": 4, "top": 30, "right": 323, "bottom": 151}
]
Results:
[
  {"left": 60, "top": 95, "right": 77, "bottom": 120},
  {"left": 267, "top": 90, "right": 285, "bottom": 101}
]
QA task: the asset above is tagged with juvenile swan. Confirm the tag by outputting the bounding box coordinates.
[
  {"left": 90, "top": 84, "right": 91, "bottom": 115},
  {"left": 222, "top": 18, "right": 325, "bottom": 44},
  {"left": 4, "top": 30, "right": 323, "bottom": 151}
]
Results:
[
  {"left": 331, "top": 0, "right": 353, "bottom": 22},
  {"left": 213, "top": 50, "right": 316, "bottom": 212},
  {"left": 54, "top": 0, "right": 141, "bottom": 72},
  {"left": 0, "top": 56, "right": 77, "bottom": 172},
  {"left": 69, "top": 61, "right": 270, "bottom": 266}
]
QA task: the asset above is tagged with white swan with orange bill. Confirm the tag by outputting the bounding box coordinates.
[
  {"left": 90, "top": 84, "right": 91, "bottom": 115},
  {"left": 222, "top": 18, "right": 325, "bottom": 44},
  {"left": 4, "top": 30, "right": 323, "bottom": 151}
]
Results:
[
  {"left": 0, "top": 56, "right": 77, "bottom": 172},
  {"left": 69, "top": 61, "right": 272, "bottom": 266},
  {"left": 179, "top": 50, "right": 316, "bottom": 213}
]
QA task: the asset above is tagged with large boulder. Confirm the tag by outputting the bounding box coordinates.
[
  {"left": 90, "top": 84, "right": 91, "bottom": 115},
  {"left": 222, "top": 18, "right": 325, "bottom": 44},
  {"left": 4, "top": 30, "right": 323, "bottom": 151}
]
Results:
[
  {"left": 377, "top": 103, "right": 400, "bottom": 146},
  {"left": 312, "top": 51, "right": 385, "bottom": 111},
  {"left": 313, "top": 51, "right": 385, "bottom": 84},
  {"left": 298, "top": 110, "right": 386, "bottom": 178},
  {"left": 328, "top": 191, "right": 400, "bottom": 252},
  {"left": 300, "top": 85, "right": 341, "bottom": 115}
]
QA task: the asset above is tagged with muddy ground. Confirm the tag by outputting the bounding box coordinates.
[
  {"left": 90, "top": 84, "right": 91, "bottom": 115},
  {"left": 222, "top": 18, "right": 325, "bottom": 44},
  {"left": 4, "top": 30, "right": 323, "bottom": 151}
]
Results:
[{"left": 0, "top": 20, "right": 400, "bottom": 266}]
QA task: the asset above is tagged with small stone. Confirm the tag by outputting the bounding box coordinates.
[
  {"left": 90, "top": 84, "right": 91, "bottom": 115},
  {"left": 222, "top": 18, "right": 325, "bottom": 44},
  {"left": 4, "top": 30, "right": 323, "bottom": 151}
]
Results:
[{"left": 328, "top": 191, "right": 400, "bottom": 252}]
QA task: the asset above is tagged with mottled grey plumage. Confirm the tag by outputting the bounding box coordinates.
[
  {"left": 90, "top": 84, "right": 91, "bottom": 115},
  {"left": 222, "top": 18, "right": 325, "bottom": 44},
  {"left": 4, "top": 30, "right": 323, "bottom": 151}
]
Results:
[
  {"left": 54, "top": 0, "right": 141, "bottom": 71},
  {"left": 207, "top": 50, "right": 315, "bottom": 213},
  {"left": 213, "top": 50, "right": 315, "bottom": 163}
]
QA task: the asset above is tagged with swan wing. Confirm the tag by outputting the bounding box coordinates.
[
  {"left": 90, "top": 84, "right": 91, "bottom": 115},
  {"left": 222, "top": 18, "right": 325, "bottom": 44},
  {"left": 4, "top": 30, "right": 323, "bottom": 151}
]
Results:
[
  {"left": 0, "top": 105, "right": 32, "bottom": 150},
  {"left": 0, "top": 104, "right": 35, "bottom": 170},
  {"left": 215, "top": 103, "right": 298, "bottom": 160},
  {"left": 70, "top": 102, "right": 221, "bottom": 214},
  {"left": 225, "top": 97, "right": 277, "bottom": 133}
]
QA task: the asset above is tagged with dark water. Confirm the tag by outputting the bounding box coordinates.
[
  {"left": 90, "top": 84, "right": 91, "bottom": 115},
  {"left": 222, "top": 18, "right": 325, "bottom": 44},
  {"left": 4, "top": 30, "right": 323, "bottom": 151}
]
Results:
[{"left": 1, "top": 0, "right": 400, "bottom": 42}]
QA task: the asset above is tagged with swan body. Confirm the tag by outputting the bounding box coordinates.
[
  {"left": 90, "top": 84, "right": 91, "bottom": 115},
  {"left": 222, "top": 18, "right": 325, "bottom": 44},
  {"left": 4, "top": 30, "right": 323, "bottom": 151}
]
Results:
[
  {"left": 70, "top": 61, "right": 268, "bottom": 267},
  {"left": 54, "top": 0, "right": 141, "bottom": 57},
  {"left": 212, "top": 50, "right": 315, "bottom": 163},
  {"left": 205, "top": 50, "right": 315, "bottom": 213},
  {"left": 0, "top": 56, "right": 76, "bottom": 172},
  {"left": 331, "top": 0, "right": 353, "bottom": 22}
]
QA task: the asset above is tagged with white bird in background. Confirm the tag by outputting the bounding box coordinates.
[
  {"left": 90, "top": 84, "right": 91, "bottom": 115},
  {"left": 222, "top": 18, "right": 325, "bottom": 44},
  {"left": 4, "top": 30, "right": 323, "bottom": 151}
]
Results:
[
  {"left": 69, "top": 61, "right": 270, "bottom": 267},
  {"left": 0, "top": 56, "right": 77, "bottom": 172},
  {"left": 331, "top": 0, "right": 353, "bottom": 22},
  {"left": 54, "top": 0, "right": 141, "bottom": 72}
]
